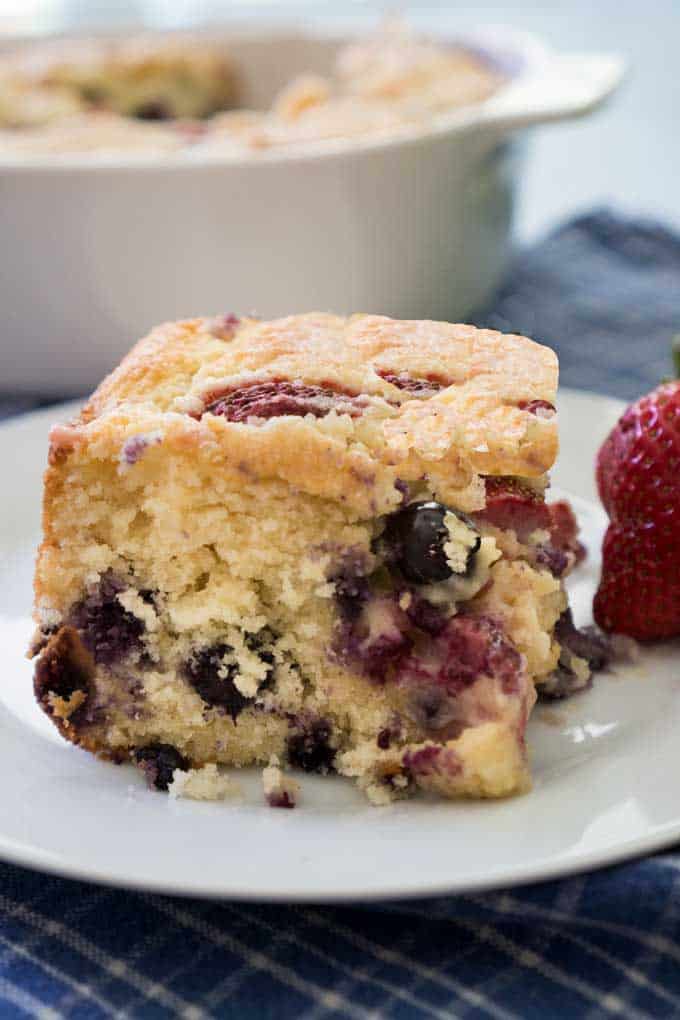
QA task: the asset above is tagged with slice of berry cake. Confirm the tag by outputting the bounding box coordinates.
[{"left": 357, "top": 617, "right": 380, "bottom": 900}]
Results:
[{"left": 31, "top": 313, "right": 597, "bottom": 804}]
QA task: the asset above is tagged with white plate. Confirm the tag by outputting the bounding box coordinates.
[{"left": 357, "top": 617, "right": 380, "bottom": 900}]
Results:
[{"left": 1, "top": 388, "right": 679, "bottom": 902}]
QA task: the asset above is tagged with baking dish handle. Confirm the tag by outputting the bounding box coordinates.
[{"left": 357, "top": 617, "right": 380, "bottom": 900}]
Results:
[{"left": 477, "top": 53, "right": 626, "bottom": 133}]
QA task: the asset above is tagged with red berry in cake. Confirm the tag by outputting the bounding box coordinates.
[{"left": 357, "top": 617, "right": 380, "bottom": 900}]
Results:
[
  {"left": 378, "top": 371, "right": 448, "bottom": 397},
  {"left": 266, "top": 790, "right": 296, "bottom": 809},
  {"left": 404, "top": 594, "right": 447, "bottom": 635},
  {"left": 547, "top": 501, "right": 586, "bottom": 565},
  {"left": 476, "top": 481, "right": 584, "bottom": 577},
  {"left": 403, "top": 745, "right": 461, "bottom": 779},
  {"left": 398, "top": 614, "right": 523, "bottom": 696},
  {"left": 518, "top": 399, "right": 556, "bottom": 418},
  {"left": 204, "top": 380, "right": 366, "bottom": 422},
  {"left": 476, "top": 478, "right": 552, "bottom": 542},
  {"left": 120, "top": 432, "right": 162, "bottom": 465},
  {"left": 594, "top": 381, "right": 680, "bottom": 640},
  {"left": 205, "top": 314, "right": 240, "bottom": 340}
]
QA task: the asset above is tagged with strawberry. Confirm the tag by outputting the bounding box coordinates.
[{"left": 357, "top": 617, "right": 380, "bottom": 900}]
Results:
[
  {"left": 476, "top": 480, "right": 585, "bottom": 569},
  {"left": 476, "top": 478, "right": 551, "bottom": 542},
  {"left": 546, "top": 500, "right": 586, "bottom": 566},
  {"left": 593, "top": 381, "right": 680, "bottom": 640}
]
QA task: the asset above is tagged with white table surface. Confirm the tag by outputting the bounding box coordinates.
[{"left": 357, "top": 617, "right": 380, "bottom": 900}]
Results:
[{"left": 2, "top": 0, "right": 679, "bottom": 243}]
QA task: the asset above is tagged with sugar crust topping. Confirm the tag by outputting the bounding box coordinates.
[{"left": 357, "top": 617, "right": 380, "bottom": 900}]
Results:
[{"left": 48, "top": 313, "right": 558, "bottom": 513}]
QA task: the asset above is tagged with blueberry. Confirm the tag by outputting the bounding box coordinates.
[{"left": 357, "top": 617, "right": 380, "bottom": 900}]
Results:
[
  {"left": 266, "top": 791, "right": 296, "bottom": 809},
  {"left": 135, "top": 744, "right": 189, "bottom": 791},
  {"left": 405, "top": 595, "right": 447, "bottom": 635},
  {"left": 332, "top": 571, "right": 370, "bottom": 622},
  {"left": 68, "top": 573, "right": 149, "bottom": 667},
  {"left": 287, "top": 719, "right": 335, "bottom": 774},
  {"left": 134, "top": 100, "right": 172, "bottom": 121},
  {"left": 534, "top": 544, "right": 570, "bottom": 577},
  {"left": 537, "top": 666, "right": 591, "bottom": 701},
  {"left": 555, "top": 609, "right": 610, "bottom": 670},
  {"left": 376, "top": 728, "right": 392, "bottom": 750},
  {"left": 184, "top": 643, "right": 252, "bottom": 721},
  {"left": 328, "top": 550, "right": 371, "bottom": 622},
  {"left": 379, "top": 502, "right": 480, "bottom": 585}
]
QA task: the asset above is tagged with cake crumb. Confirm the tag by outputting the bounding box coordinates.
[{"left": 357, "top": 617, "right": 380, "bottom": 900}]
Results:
[
  {"left": 262, "top": 759, "right": 300, "bottom": 809},
  {"left": 168, "top": 763, "right": 241, "bottom": 801},
  {"left": 365, "top": 782, "right": 395, "bottom": 806}
]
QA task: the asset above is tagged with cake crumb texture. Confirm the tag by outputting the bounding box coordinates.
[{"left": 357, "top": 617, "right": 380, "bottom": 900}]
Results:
[{"left": 31, "top": 312, "right": 585, "bottom": 805}]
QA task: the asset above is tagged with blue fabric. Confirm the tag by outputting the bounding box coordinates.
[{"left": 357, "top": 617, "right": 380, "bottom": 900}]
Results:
[
  {"left": 2, "top": 210, "right": 679, "bottom": 1019},
  {"left": 480, "top": 211, "right": 680, "bottom": 401}
]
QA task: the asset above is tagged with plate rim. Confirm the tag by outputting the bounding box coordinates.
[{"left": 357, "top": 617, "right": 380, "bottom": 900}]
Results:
[{"left": 1, "top": 811, "right": 680, "bottom": 903}]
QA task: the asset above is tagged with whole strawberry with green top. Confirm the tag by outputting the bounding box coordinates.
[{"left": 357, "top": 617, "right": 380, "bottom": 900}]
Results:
[{"left": 594, "top": 370, "right": 680, "bottom": 641}]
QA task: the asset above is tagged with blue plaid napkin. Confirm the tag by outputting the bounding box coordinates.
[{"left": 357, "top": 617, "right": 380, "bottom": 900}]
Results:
[{"left": 2, "top": 211, "right": 679, "bottom": 1019}]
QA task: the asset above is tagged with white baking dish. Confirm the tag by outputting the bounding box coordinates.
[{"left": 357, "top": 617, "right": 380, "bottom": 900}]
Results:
[{"left": 0, "top": 25, "right": 623, "bottom": 393}]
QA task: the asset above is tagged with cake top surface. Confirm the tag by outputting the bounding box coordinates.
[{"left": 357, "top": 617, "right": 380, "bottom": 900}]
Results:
[
  {"left": 84, "top": 312, "right": 556, "bottom": 409},
  {"left": 51, "top": 313, "right": 559, "bottom": 513}
]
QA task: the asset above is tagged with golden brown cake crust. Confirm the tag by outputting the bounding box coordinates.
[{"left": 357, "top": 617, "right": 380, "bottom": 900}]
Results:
[{"left": 55, "top": 311, "right": 558, "bottom": 478}]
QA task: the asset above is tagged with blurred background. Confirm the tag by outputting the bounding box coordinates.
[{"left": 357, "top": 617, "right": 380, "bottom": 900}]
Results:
[
  {"left": 1, "top": 0, "right": 678, "bottom": 398},
  {"left": 1, "top": 0, "right": 679, "bottom": 243}
]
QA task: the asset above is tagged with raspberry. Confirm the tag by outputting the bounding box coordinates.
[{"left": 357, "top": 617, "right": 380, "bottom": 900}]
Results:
[
  {"left": 398, "top": 614, "right": 523, "bottom": 696},
  {"left": 184, "top": 643, "right": 251, "bottom": 720}
]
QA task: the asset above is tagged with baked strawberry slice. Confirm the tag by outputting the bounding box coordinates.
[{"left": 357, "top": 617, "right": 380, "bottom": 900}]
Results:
[
  {"left": 548, "top": 500, "right": 586, "bottom": 566},
  {"left": 594, "top": 380, "right": 680, "bottom": 640},
  {"left": 476, "top": 480, "right": 584, "bottom": 572},
  {"left": 475, "top": 478, "right": 551, "bottom": 543}
]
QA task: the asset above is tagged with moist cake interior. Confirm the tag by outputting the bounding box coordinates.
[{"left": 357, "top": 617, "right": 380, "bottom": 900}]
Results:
[{"left": 31, "top": 313, "right": 606, "bottom": 804}]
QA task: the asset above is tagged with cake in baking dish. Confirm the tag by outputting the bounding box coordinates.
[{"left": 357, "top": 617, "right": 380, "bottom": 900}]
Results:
[
  {"left": 0, "top": 35, "right": 237, "bottom": 128},
  {"left": 30, "top": 313, "right": 601, "bottom": 804},
  {"left": 0, "top": 22, "right": 500, "bottom": 156}
]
